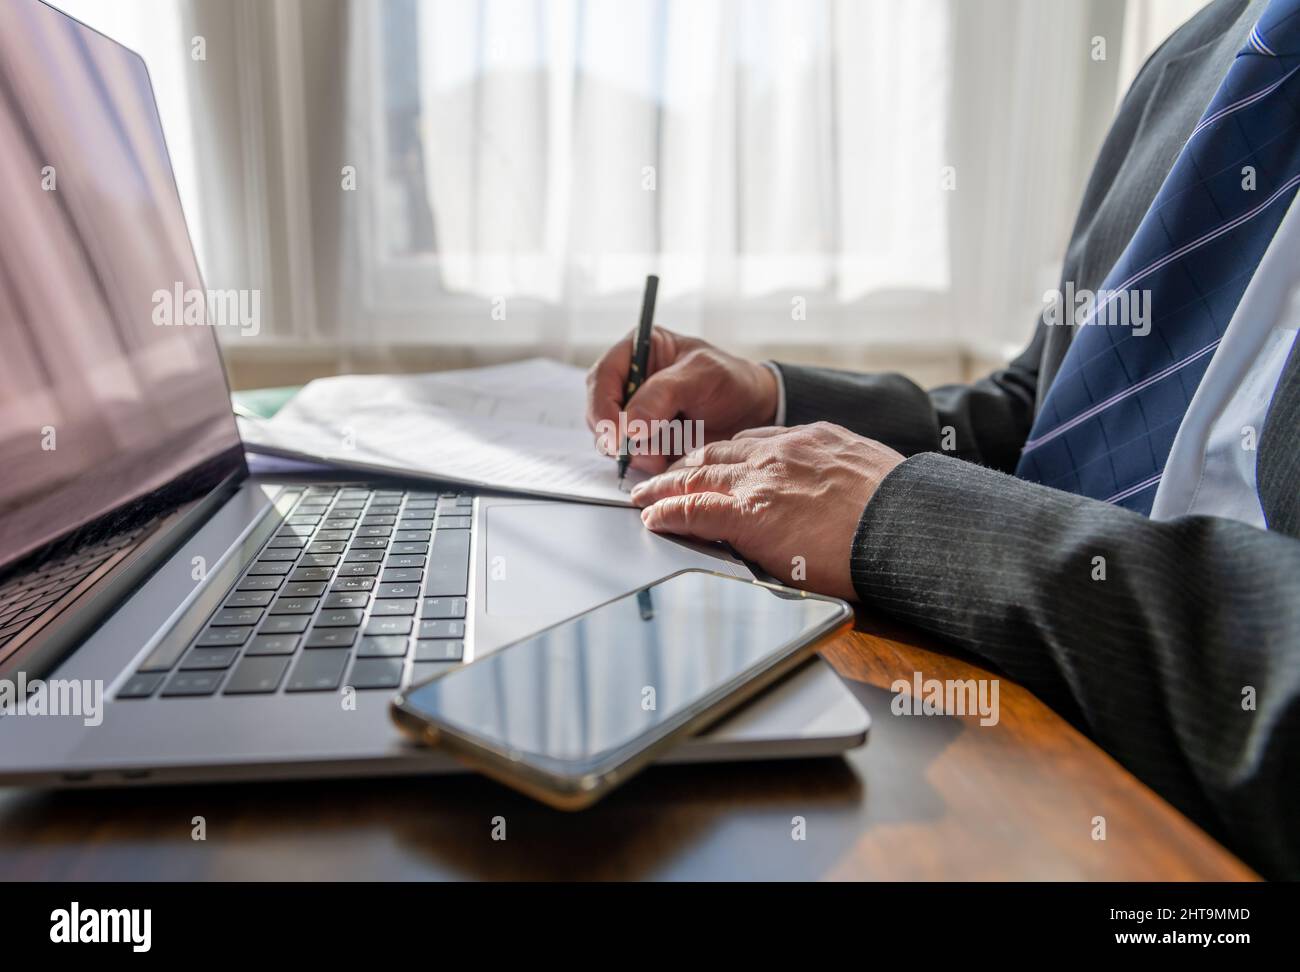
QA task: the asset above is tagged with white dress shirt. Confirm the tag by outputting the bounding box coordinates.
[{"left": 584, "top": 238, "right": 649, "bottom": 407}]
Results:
[{"left": 1150, "top": 191, "right": 1300, "bottom": 527}]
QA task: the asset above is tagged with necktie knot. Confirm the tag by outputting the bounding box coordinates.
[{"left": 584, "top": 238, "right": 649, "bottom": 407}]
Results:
[{"left": 1240, "top": 0, "right": 1300, "bottom": 57}]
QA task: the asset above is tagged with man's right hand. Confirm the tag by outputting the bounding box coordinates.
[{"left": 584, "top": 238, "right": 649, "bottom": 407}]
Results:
[{"left": 585, "top": 328, "right": 779, "bottom": 475}]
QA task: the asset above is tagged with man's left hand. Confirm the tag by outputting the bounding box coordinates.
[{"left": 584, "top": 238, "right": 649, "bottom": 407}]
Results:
[{"left": 630, "top": 422, "right": 906, "bottom": 601}]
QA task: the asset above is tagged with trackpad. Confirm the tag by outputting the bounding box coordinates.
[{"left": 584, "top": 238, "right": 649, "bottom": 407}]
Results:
[{"left": 484, "top": 503, "right": 749, "bottom": 622}]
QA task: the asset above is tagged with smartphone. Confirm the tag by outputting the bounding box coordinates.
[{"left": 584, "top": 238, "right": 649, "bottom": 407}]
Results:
[{"left": 390, "top": 568, "right": 853, "bottom": 809}]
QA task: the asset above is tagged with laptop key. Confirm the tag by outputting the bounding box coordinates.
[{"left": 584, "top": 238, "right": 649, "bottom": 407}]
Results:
[
  {"left": 237, "top": 575, "right": 283, "bottom": 592},
  {"left": 349, "top": 537, "right": 389, "bottom": 549},
  {"left": 195, "top": 625, "right": 253, "bottom": 647},
  {"left": 357, "top": 636, "right": 408, "bottom": 658},
  {"left": 291, "top": 567, "right": 334, "bottom": 582},
  {"left": 340, "top": 563, "right": 380, "bottom": 577},
  {"left": 414, "top": 640, "right": 463, "bottom": 663},
  {"left": 256, "top": 548, "right": 300, "bottom": 562},
  {"left": 437, "top": 516, "right": 472, "bottom": 530},
  {"left": 285, "top": 649, "right": 350, "bottom": 692},
  {"left": 224, "top": 590, "right": 275, "bottom": 608},
  {"left": 394, "top": 531, "right": 431, "bottom": 543},
  {"left": 389, "top": 542, "right": 428, "bottom": 556},
  {"left": 381, "top": 568, "right": 423, "bottom": 584},
  {"left": 376, "top": 583, "right": 421, "bottom": 599},
  {"left": 419, "top": 620, "right": 465, "bottom": 640},
  {"left": 314, "top": 530, "right": 352, "bottom": 541},
  {"left": 212, "top": 607, "right": 264, "bottom": 626},
  {"left": 426, "top": 530, "right": 470, "bottom": 597},
  {"left": 260, "top": 615, "right": 311, "bottom": 635},
  {"left": 270, "top": 597, "right": 319, "bottom": 615},
  {"left": 161, "top": 670, "right": 225, "bottom": 697},
  {"left": 283, "top": 581, "right": 327, "bottom": 597},
  {"left": 304, "top": 627, "right": 358, "bottom": 649},
  {"left": 421, "top": 597, "right": 467, "bottom": 619},
  {"left": 330, "top": 577, "right": 375, "bottom": 592},
  {"left": 116, "top": 672, "right": 165, "bottom": 699},
  {"left": 322, "top": 592, "right": 369, "bottom": 609},
  {"left": 344, "top": 549, "right": 384, "bottom": 562},
  {"left": 371, "top": 599, "right": 416, "bottom": 617},
  {"left": 365, "top": 617, "right": 412, "bottom": 637},
  {"left": 265, "top": 536, "right": 307, "bottom": 548},
  {"left": 306, "top": 541, "right": 346, "bottom": 554},
  {"left": 384, "top": 555, "right": 424, "bottom": 569},
  {"left": 246, "top": 634, "right": 300, "bottom": 655},
  {"left": 181, "top": 647, "right": 240, "bottom": 670},
  {"left": 348, "top": 658, "right": 403, "bottom": 690},
  {"left": 247, "top": 560, "right": 293, "bottom": 575},
  {"left": 314, "top": 609, "right": 364, "bottom": 627},
  {"left": 300, "top": 553, "right": 341, "bottom": 568},
  {"left": 223, "top": 656, "right": 291, "bottom": 695}
]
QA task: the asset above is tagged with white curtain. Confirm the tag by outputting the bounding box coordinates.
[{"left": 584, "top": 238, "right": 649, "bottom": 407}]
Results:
[
  {"left": 48, "top": 0, "right": 1207, "bottom": 372},
  {"left": 406, "top": 0, "right": 948, "bottom": 305}
]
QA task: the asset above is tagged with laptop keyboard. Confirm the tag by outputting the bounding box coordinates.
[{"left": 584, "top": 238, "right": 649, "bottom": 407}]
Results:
[
  {"left": 116, "top": 487, "right": 472, "bottom": 700},
  {"left": 0, "top": 526, "right": 149, "bottom": 652}
]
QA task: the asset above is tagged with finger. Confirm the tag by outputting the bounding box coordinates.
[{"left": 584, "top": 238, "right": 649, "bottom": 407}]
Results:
[
  {"left": 622, "top": 357, "right": 703, "bottom": 430},
  {"left": 666, "top": 437, "right": 761, "bottom": 471},
  {"left": 629, "top": 463, "right": 742, "bottom": 506},
  {"left": 586, "top": 327, "right": 683, "bottom": 434},
  {"left": 585, "top": 334, "right": 634, "bottom": 434},
  {"left": 640, "top": 492, "right": 743, "bottom": 543},
  {"left": 732, "top": 425, "right": 786, "bottom": 440},
  {"left": 614, "top": 357, "right": 718, "bottom": 472}
]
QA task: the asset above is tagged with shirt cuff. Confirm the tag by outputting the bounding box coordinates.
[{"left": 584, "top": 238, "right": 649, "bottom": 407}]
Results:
[{"left": 761, "top": 361, "right": 787, "bottom": 426}]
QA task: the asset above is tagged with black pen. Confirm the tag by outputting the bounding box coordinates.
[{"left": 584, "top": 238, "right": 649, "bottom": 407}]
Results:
[{"left": 618, "top": 274, "right": 659, "bottom": 489}]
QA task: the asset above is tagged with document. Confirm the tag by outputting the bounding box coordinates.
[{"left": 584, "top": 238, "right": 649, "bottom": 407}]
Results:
[{"left": 237, "top": 359, "right": 646, "bottom": 506}]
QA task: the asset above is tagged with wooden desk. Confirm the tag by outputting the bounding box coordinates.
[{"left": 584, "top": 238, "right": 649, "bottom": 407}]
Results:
[{"left": 0, "top": 612, "right": 1256, "bottom": 881}]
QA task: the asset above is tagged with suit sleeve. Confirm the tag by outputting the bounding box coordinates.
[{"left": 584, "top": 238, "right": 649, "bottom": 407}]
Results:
[
  {"left": 774, "top": 324, "right": 1042, "bottom": 473},
  {"left": 851, "top": 451, "right": 1300, "bottom": 879}
]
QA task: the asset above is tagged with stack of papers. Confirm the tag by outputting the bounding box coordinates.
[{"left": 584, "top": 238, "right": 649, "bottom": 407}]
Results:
[{"left": 237, "top": 359, "right": 646, "bottom": 506}]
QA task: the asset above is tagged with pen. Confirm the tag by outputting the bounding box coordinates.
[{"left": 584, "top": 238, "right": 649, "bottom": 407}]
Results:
[{"left": 618, "top": 274, "right": 659, "bottom": 489}]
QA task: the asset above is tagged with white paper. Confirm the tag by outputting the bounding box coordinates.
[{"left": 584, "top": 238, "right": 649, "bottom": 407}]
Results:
[{"left": 237, "top": 359, "right": 645, "bottom": 506}]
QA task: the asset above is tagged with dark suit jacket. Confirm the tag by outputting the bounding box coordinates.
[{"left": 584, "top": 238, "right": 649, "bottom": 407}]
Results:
[{"left": 776, "top": 0, "right": 1300, "bottom": 879}]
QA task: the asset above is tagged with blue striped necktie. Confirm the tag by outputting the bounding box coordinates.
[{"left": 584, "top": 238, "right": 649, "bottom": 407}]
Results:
[{"left": 1015, "top": 0, "right": 1300, "bottom": 514}]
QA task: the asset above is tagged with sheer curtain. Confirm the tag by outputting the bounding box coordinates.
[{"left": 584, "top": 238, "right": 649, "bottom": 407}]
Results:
[
  {"left": 382, "top": 1, "right": 949, "bottom": 317},
  {"left": 343, "top": 0, "right": 1128, "bottom": 364},
  {"left": 49, "top": 0, "right": 1206, "bottom": 380}
]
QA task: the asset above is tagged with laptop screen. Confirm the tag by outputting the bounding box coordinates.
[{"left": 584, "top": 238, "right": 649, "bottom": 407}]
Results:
[{"left": 0, "top": 0, "right": 245, "bottom": 573}]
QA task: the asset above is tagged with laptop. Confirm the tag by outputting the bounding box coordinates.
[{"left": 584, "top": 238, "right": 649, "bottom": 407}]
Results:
[{"left": 0, "top": 0, "right": 868, "bottom": 787}]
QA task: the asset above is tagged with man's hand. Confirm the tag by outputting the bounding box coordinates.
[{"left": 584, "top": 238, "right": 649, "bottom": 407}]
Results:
[
  {"left": 630, "top": 423, "right": 906, "bottom": 601},
  {"left": 586, "top": 328, "right": 778, "bottom": 475}
]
